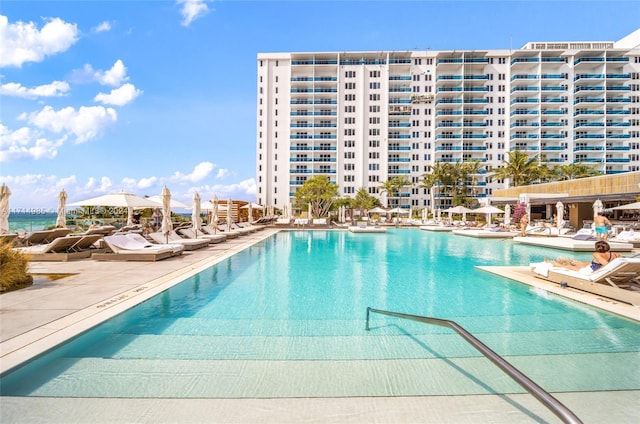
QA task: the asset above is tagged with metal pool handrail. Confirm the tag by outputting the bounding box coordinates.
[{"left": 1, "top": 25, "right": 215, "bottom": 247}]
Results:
[{"left": 365, "top": 307, "right": 582, "bottom": 424}]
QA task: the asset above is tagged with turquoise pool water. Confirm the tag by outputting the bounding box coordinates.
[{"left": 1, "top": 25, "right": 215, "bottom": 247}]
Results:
[{"left": 1, "top": 229, "right": 639, "bottom": 399}]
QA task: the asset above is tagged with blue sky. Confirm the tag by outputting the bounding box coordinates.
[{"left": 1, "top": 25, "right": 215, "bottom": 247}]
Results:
[{"left": 1, "top": 0, "right": 639, "bottom": 210}]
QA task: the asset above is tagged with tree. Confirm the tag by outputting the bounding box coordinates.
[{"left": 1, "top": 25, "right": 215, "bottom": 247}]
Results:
[
  {"left": 377, "top": 176, "right": 411, "bottom": 207},
  {"left": 491, "top": 150, "right": 545, "bottom": 187},
  {"left": 294, "top": 175, "right": 339, "bottom": 218},
  {"left": 352, "top": 187, "right": 380, "bottom": 218},
  {"left": 552, "top": 163, "right": 600, "bottom": 181}
]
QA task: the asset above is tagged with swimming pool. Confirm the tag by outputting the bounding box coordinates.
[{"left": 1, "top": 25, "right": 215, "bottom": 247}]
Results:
[{"left": 1, "top": 229, "right": 639, "bottom": 401}]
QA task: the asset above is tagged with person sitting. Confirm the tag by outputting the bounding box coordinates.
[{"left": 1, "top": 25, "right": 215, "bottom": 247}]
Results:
[
  {"left": 88, "top": 220, "right": 100, "bottom": 230},
  {"left": 547, "top": 241, "right": 621, "bottom": 272}
]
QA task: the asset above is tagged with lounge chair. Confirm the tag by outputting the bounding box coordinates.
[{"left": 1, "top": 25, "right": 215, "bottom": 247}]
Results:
[
  {"left": 532, "top": 258, "right": 640, "bottom": 306},
  {"left": 213, "top": 224, "right": 242, "bottom": 238},
  {"left": 124, "top": 233, "right": 184, "bottom": 255},
  {"left": 610, "top": 230, "right": 640, "bottom": 247},
  {"left": 180, "top": 227, "right": 227, "bottom": 244},
  {"left": 19, "top": 228, "right": 72, "bottom": 246},
  {"left": 93, "top": 234, "right": 177, "bottom": 261},
  {"left": 78, "top": 225, "right": 116, "bottom": 236},
  {"left": 147, "top": 230, "right": 209, "bottom": 251},
  {"left": 14, "top": 235, "right": 92, "bottom": 261},
  {"left": 69, "top": 234, "right": 104, "bottom": 252},
  {"left": 0, "top": 233, "right": 19, "bottom": 245}
]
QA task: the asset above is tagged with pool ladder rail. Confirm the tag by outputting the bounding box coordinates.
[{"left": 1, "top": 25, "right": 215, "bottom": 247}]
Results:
[{"left": 365, "top": 307, "right": 583, "bottom": 424}]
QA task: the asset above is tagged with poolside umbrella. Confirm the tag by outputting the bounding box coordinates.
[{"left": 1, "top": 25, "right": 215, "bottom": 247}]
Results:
[
  {"left": 227, "top": 198, "right": 233, "bottom": 232},
  {"left": 593, "top": 199, "right": 604, "bottom": 218},
  {"left": 369, "top": 207, "right": 387, "bottom": 214},
  {"left": 609, "top": 201, "right": 640, "bottom": 211},
  {"left": 556, "top": 202, "right": 565, "bottom": 230},
  {"left": 56, "top": 189, "right": 67, "bottom": 228},
  {"left": 147, "top": 195, "right": 189, "bottom": 209},
  {"left": 445, "top": 205, "right": 473, "bottom": 221},
  {"left": 504, "top": 204, "right": 511, "bottom": 226},
  {"left": 160, "top": 186, "right": 173, "bottom": 243},
  {"left": 421, "top": 207, "right": 427, "bottom": 223},
  {"left": 308, "top": 202, "right": 313, "bottom": 220},
  {"left": 68, "top": 191, "right": 161, "bottom": 208},
  {"left": 192, "top": 191, "right": 201, "bottom": 236},
  {"left": 126, "top": 207, "right": 134, "bottom": 226},
  {"left": 213, "top": 195, "right": 219, "bottom": 228},
  {"left": 0, "top": 184, "right": 10, "bottom": 234},
  {"left": 473, "top": 205, "right": 503, "bottom": 225}
]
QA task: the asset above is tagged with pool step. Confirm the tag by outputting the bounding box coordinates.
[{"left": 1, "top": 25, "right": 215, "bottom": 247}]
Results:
[
  {"left": 85, "top": 324, "right": 640, "bottom": 362},
  {"left": 7, "top": 351, "right": 638, "bottom": 398}
]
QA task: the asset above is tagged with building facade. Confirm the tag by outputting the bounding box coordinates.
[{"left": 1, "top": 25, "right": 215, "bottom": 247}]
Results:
[{"left": 256, "top": 30, "right": 640, "bottom": 210}]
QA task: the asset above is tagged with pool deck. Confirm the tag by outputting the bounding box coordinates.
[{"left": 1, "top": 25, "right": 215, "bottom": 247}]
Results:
[{"left": 1, "top": 228, "right": 639, "bottom": 423}]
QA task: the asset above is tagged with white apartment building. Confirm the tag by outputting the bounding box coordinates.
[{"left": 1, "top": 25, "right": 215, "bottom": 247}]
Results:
[{"left": 256, "top": 29, "right": 640, "bottom": 210}]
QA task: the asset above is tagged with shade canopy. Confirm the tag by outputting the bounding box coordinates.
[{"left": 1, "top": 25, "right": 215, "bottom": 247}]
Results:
[
  {"left": 68, "top": 191, "right": 160, "bottom": 208},
  {"left": 0, "top": 184, "right": 11, "bottom": 234},
  {"left": 609, "top": 201, "right": 640, "bottom": 211},
  {"left": 192, "top": 192, "right": 201, "bottom": 232},
  {"left": 368, "top": 207, "right": 388, "bottom": 214},
  {"left": 240, "top": 202, "right": 264, "bottom": 210},
  {"left": 146, "top": 195, "right": 189, "bottom": 209},
  {"left": 473, "top": 205, "right": 504, "bottom": 214},
  {"left": 444, "top": 205, "right": 474, "bottom": 214},
  {"left": 55, "top": 189, "right": 68, "bottom": 228},
  {"left": 388, "top": 207, "right": 409, "bottom": 214},
  {"left": 160, "top": 186, "right": 173, "bottom": 237}
]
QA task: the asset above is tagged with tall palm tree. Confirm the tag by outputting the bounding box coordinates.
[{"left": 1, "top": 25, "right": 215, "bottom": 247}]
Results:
[
  {"left": 377, "top": 176, "right": 411, "bottom": 208},
  {"left": 491, "top": 150, "right": 543, "bottom": 187}
]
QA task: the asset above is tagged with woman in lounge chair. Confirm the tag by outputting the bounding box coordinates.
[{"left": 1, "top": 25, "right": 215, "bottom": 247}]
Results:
[{"left": 548, "top": 241, "right": 621, "bottom": 272}]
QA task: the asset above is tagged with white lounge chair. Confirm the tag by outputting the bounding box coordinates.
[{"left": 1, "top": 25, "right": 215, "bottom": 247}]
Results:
[
  {"left": 531, "top": 257, "right": 640, "bottom": 306},
  {"left": 178, "top": 228, "right": 227, "bottom": 244},
  {"left": 125, "top": 233, "right": 184, "bottom": 255},
  {"left": 93, "top": 234, "right": 177, "bottom": 261},
  {"left": 14, "top": 235, "right": 93, "bottom": 261},
  {"left": 147, "top": 231, "right": 209, "bottom": 251}
]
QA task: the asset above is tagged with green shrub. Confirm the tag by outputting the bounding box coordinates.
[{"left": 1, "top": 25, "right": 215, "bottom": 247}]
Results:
[{"left": 0, "top": 240, "right": 33, "bottom": 293}]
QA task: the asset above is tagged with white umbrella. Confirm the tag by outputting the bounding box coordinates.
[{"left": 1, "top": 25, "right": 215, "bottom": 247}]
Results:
[
  {"left": 504, "top": 204, "right": 511, "bottom": 226},
  {"left": 388, "top": 207, "right": 409, "bottom": 214},
  {"left": 240, "top": 202, "right": 263, "bottom": 210},
  {"left": 609, "top": 201, "right": 640, "bottom": 210},
  {"left": 308, "top": 202, "right": 313, "bottom": 220},
  {"left": 56, "top": 189, "right": 67, "bottom": 228},
  {"left": 248, "top": 202, "right": 253, "bottom": 224},
  {"left": 421, "top": 207, "right": 427, "bottom": 223},
  {"left": 192, "top": 191, "right": 201, "bottom": 235},
  {"left": 445, "top": 205, "right": 473, "bottom": 221},
  {"left": 473, "top": 205, "right": 504, "bottom": 214},
  {"left": 147, "top": 195, "right": 189, "bottom": 209},
  {"left": 556, "top": 201, "right": 565, "bottom": 230},
  {"left": 227, "top": 198, "right": 233, "bottom": 232},
  {"left": 160, "top": 187, "right": 173, "bottom": 242},
  {"left": 0, "top": 184, "right": 11, "bottom": 234},
  {"left": 212, "top": 195, "right": 219, "bottom": 229},
  {"left": 369, "top": 207, "right": 387, "bottom": 214},
  {"left": 127, "top": 207, "right": 134, "bottom": 226},
  {"left": 68, "top": 191, "right": 160, "bottom": 208},
  {"left": 593, "top": 199, "right": 604, "bottom": 218}
]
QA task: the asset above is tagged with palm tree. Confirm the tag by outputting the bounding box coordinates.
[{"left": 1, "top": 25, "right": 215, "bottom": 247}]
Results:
[
  {"left": 377, "top": 176, "right": 411, "bottom": 208},
  {"left": 552, "top": 163, "right": 600, "bottom": 181},
  {"left": 491, "top": 150, "right": 543, "bottom": 187}
]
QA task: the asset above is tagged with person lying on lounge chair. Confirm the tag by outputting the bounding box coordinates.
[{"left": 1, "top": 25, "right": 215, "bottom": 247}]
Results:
[{"left": 547, "top": 241, "right": 622, "bottom": 272}]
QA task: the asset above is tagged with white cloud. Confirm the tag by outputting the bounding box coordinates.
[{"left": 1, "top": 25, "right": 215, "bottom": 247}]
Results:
[
  {"left": 0, "top": 124, "right": 61, "bottom": 162},
  {"left": 137, "top": 176, "right": 157, "bottom": 189},
  {"left": 215, "top": 168, "right": 229, "bottom": 179},
  {"left": 0, "top": 80, "right": 70, "bottom": 98},
  {"left": 94, "top": 21, "right": 111, "bottom": 33},
  {"left": 170, "top": 161, "right": 215, "bottom": 183},
  {"left": 94, "top": 83, "right": 142, "bottom": 106},
  {"left": 0, "top": 15, "right": 79, "bottom": 68},
  {"left": 177, "top": 0, "right": 210, "bottom": 27},
  {"left": 94, "top": 59, "right": 128, "bottom": 86},
  {"left": 24, "top": 105, "right": 118, "bottom": 144}
]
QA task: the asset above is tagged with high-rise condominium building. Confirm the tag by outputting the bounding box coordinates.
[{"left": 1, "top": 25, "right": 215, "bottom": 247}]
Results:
[{"left": 256, "top": 30, "right": 640, "bottom": 209}]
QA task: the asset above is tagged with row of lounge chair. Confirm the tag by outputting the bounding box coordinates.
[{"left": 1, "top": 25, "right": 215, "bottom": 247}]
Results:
[{"left": 8, "top": 222, "right": 267, "bottom": 262}]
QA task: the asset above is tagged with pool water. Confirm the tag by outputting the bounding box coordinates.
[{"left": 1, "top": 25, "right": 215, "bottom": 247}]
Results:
[{"left": 1, "top": 230, "right": 639, "bottom": 398}]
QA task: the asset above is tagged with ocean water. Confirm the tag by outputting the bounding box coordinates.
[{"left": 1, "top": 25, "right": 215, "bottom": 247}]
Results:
[
  {"left": 1, "top": 229, "right": 637, "bottom": 400},
  {"left": 8, "top": 212, "right": 58, "bottom": 233}
]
